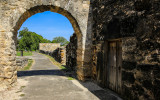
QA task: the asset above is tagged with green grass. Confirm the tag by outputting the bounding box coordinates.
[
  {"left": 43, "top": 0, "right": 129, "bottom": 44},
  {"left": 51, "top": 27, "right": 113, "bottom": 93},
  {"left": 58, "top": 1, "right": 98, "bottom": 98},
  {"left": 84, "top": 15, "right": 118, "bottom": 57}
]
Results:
[
  {"left": 15, "top": 90, "right": 22, "bottom": 93},
  {"left": 16, "top": 51, "right": 32, "bottom": 56},
  {"left": 19, "top": 94, "right": 25, "bottom": 97},
  {"left": 68, "top": 77, "right": 75, "bottom": 80},
  {"left": 18, "top": 59, "right": 34, "bottom": 71},
  {"left": 20, "top": 86, "right": 26, "bottom": 89},
  {"left": 40, "top": 53, "right": 66, "bottom": 70},
  {"left": 16, "top": 86, "right": 26, "bottom": 93}
]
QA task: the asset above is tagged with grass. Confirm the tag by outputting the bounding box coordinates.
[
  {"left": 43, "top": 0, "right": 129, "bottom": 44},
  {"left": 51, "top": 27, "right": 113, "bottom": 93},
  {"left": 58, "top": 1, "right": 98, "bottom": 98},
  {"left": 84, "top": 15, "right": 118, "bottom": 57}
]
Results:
[
  {"left": 16, "top": 86, "right": 26, "bottom": 94},
  {"left": 68, "top": 77, "right": 75, "bottom": 80},
  {"left": 40, "top": 53, "right": 66, "bottom": 70},
  {"left": 16, "top": 51, "right": 32, "bottom": 56},
  {"left": 16, "top": 90, "right": 22, "bottom": 93},
  {"left": 18, "top": 59, "right": 34, "bottom": 71},
  {"left": 19, "top": 94, "right": 25, "bottom": 97},
  {"left": 20, "top": 86, "right": 26, "bottom": 89}
]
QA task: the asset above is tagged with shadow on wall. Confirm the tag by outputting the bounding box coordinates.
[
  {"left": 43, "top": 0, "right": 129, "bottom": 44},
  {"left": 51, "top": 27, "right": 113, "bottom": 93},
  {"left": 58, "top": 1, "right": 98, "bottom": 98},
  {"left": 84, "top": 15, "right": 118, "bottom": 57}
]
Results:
[
  {"left": 66, "top": 33, "right": 77, "bottom": 71},
  {"left": 39, "top": 47, "right": 66, "bottom": 65},
  {"left": 91, "top": 0, "right": 160, "bottom": 100}
]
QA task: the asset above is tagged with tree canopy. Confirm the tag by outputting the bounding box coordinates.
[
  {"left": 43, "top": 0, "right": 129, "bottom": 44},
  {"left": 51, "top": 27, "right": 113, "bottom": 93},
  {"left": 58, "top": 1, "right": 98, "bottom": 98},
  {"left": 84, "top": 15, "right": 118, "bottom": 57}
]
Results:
[
  {"left": 17, "top": 27, "right": 69, "bottom": 51},
  {"left": 52, "top": 36, "right": 69, "bottom": 46},
  {"left": 17, "top": 27, "right": 51, "bottom": 51}
]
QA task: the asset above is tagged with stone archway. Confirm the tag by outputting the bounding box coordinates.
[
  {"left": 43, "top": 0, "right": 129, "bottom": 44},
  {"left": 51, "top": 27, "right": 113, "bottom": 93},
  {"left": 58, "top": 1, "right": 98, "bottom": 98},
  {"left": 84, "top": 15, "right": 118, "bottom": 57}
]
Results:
[{"left": 0, "top": 0, "right": 91, "bottom": 90}]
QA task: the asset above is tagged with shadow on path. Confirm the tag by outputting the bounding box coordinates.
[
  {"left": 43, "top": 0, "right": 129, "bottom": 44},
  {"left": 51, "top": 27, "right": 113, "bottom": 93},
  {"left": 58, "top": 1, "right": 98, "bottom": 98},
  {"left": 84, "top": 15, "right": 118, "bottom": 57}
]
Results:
[
  {"left": 18, "top": 70, "right": 122, "bottom": 100},
  {"left": 17, "top": 70, "right": 64, "bottom": 77},
  {"left": 79, "top": 81, "right": 122, "bottom": 100},
  {"left": 17, "top": 52, "right": 122, "bottom": 100}
]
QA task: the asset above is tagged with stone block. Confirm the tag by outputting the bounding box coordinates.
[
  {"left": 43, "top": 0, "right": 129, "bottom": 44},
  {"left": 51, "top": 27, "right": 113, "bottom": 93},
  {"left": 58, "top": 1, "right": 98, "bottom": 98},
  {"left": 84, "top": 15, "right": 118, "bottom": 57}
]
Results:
[
  {"left": 153, "top": 79, "right": 160, "bottom": 100},
  {"left": 132, "top": 84, "right": 145, "bottom": 97},
  {"left": 0, "top": 78, "right": 4, "bottom": 83},
  {"left": 122, "top": 85, "right": 133, "bottom": 100},
  {"left": 134, "top": 70, "right": 143, "bottom": 79},
  {"left": 122, "top": 71, "right": 135, "bottom": 84},
  {"left": 4, "top": 72, "right": 13, "bottom": 79},
  {"left": 39, "top": 43, "right": 60, "bottom": 53},
  {"left": 153, "top": 70, "right": 160, "bottom": 79},
  {"left": 142, "top": 79, "right": 153, "bottom": 90},
  {"left": 77, "top": 69, "right": 85, "bottom": 81},
  {"left": 122, "top": 61, "right": 136, "bottom": 70},
  {"left": 4, "top": 66, "right": 13, "bottom": 72},
  {"left": 4, "top": 78, "right": 12, "bottom": 85},
  {"left": 137, "top": 64, "right": 154, "bottom": 72}
]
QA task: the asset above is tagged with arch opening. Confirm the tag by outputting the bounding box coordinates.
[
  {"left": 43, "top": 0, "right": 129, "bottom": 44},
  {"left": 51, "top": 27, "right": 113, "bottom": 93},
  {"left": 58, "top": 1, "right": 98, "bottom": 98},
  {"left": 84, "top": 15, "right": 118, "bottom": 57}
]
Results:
[
  {"left": 13, "top": 5, "right": 82, "bottom": 68},
  {"left": 0, "top": 1, "right": 92, "bottom": 91},
  {"left": 7, "top": 5, "right": 84, "bottom": 87},
  {"left": 13, "top": 5, "right": 82, "bottom": 39}
]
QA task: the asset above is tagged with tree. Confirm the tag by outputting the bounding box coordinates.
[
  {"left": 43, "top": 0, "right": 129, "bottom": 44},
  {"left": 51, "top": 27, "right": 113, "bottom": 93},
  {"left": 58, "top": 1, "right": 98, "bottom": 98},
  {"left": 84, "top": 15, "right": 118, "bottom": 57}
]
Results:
[
  {"left": 18, "top": 28, "right": 33, "bottom": 51},
  {"left": 42, "top": 38, "right": 52, "bottom": 43},
  {"left": 17, "top": 27, "right": 51, "bottom": 51},
  {"left": 52, "top": 36, "right": 69, "bottom": 46}
]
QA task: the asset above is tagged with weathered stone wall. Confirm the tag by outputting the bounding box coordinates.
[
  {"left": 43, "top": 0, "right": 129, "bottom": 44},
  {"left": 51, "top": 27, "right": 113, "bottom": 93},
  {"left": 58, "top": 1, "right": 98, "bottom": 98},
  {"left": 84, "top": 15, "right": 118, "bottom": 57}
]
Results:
[
  {"left": 51, "top": 47, "right": 66, "bottom": 65},
  {"left": 0, "top": 32, "right": 17, "bottom": 91},
  {"left": 0, "top": 0, "right": 92, "bottom": 89},
  {"left": 92, "top": 0, "right": 160, "bottom": 100},
  {"left": 16, "top": 57, "right": 28, "bottom": 68},
  {"left": 66, "top": 33, "right": 77, "bottom": 71},
  {"left": 39, "top": 43, "right": 66, "bottom": 64},
  {"left": 39, "top": 43, "right": 60, "bottom": 53}
]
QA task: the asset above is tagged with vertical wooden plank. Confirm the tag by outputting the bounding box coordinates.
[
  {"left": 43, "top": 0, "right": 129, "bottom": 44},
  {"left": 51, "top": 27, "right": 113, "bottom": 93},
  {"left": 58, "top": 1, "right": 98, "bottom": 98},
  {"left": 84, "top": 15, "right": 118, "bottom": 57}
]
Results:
[
  {"left": 116, "top": 40, "right": 122, "bottom": 93},
  {"left": 112, "top": 42, "right": 117, "bottom": 91},
  {"left": 107, "top": 42, "right": 112, "bottom": 89},
  {"left": 108, "top": 41, "right": 117, "bottom": 91},
  {"left": 104, "top": 41, "right": 108, "bottom": 87},
  {"left": 106, "top": 41, "right": 110, "bottom": 88}
]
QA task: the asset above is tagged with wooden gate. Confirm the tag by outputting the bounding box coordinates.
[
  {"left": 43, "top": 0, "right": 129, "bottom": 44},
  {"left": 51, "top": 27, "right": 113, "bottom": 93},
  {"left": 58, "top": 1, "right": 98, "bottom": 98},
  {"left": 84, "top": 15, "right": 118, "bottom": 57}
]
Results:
[{"left": 106, "top": 39, "right": 122, "bottom": 93}]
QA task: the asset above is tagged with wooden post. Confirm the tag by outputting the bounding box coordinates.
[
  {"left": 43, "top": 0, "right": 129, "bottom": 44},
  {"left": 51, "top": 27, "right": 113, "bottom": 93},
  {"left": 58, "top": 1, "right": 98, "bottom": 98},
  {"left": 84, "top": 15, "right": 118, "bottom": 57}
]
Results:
[{"left": 21, "top": 50, "right": 23, "bottom": 56}]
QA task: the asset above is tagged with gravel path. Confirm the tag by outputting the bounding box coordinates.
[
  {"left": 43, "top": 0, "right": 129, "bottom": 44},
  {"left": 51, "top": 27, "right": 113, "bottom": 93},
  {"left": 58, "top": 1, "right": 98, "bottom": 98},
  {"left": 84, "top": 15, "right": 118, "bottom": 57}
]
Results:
[{"left": 18, "top": 52, "right": 122, "bottom": 100}]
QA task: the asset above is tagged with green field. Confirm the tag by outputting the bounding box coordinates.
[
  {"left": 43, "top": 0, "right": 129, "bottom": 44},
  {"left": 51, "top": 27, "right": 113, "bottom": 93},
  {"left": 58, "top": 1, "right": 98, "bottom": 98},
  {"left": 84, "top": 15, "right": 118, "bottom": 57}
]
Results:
[{"left": 16, "top": 51, "right": 32, "bottom": 56}]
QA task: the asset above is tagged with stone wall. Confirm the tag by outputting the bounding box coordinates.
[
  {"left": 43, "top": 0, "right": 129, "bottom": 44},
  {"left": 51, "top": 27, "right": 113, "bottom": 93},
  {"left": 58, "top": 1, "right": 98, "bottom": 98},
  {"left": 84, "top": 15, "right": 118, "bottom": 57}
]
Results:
[
  {"left": 0, "top": 0, "right": 92, "bottom": 90},
  {"left": 39, "top": 43, "right": 60, "bottom": 53},
  {"left": 66, "top": 33, "right": 77, "bottom": 71},
  {"left": 91, "top": 0, "right": 160, "bottom": 100},
  {"left": 16, "top": 57, "right": 28, "bottom": 68},
  {"left": 51, "top": 47, "right": 66, "bottom": 65},
  {"left": 39, "top": 43, "right": 66, "bottom": 65}
]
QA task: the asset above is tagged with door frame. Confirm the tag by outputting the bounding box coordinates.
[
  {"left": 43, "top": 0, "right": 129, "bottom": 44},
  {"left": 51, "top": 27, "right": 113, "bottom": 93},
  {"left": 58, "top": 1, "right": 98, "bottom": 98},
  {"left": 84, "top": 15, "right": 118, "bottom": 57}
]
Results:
[{"left": 104, "top": 38, "right": 122, "bottom": 93}]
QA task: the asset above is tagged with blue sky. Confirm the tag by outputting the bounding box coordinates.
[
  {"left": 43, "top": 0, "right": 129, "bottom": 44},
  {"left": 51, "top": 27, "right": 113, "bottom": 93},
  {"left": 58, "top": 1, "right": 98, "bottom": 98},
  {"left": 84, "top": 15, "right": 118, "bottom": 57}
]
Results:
[{"left": 18, "top": 11, "right": 74, "bottom": 41}]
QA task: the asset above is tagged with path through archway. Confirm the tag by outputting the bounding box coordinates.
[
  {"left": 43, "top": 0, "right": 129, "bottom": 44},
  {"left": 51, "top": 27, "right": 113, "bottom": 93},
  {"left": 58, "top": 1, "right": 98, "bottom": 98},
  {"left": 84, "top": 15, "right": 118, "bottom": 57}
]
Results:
[{"left": 0, "top": 0, "right": 92, "bottom": 89}]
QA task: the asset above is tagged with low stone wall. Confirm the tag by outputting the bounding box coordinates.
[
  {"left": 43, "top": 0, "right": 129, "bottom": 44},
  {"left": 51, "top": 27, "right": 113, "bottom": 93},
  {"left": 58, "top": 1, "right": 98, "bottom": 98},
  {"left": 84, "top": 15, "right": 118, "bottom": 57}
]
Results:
[
  {"left": 66, "top": 33, "right": 77, "bottom": 71},
  {"left": 51, "top": 48, "right": 66, "bottom": 65},
  {"left": 16, "top": 57, "right": 28, "bottom": 68},
  {"left": 39, "top": 43, "right": 66, "bottom": 65},
  {"left": 39, "top": 43, "right": 61, "bottom": 53}
]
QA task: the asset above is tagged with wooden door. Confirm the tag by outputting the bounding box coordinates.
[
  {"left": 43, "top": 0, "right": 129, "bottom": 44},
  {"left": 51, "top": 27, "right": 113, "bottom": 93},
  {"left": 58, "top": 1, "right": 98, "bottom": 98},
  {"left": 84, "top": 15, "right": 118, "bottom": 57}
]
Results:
[{"left": 106, "top": 40, "right": 122, "bottom": 93}]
